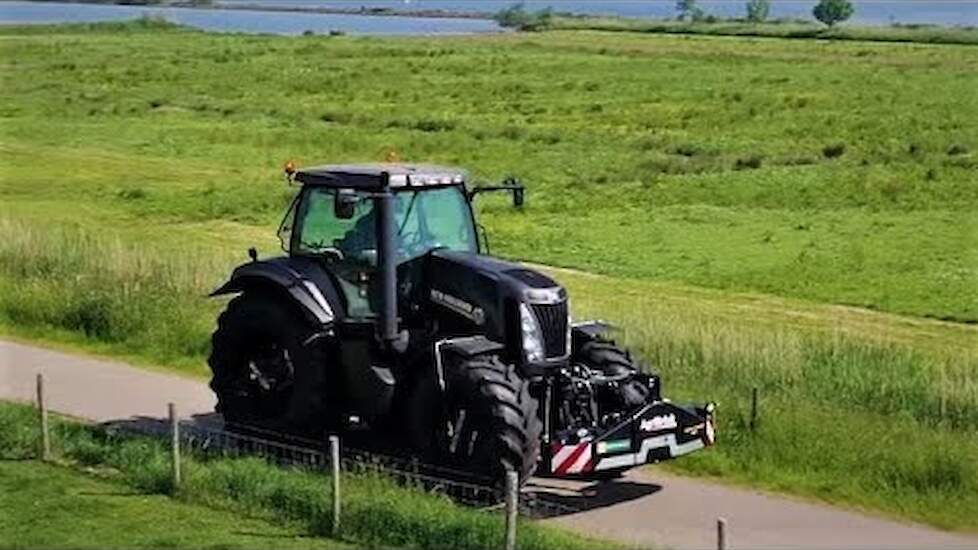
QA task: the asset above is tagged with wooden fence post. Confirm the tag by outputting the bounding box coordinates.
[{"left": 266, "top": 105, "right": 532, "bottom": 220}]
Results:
[
  {"left": 749, "top": 387, "right": 759, "bottom": 431},
  {"left": 36, "top": 374, "right": 50, "bottom": 461},
  {"left": 717, "top": 517, "right": 727, "bottom": 550},
  {"left": 169, "top": 403, "right": 181, "bottom": 489},
  {"left": 504, "top": 470, "right": 518, "bottom": 550},
  {"left": 330, "top": 435, "right": 341, "bottom": 537},
  {"left": 939, "top": 367, "right": 947, "bottom": 422}
]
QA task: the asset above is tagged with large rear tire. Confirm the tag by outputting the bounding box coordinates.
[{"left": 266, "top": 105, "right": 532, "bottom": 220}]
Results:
[
  {"left": 410, "top": 355, "right": 542, "bottom": 485},
  {"left": 208, "top": 292, "right": 333, "bottom": 435},
  {"left": 577, "top": 339, "right": 656, "bottom": 408}
]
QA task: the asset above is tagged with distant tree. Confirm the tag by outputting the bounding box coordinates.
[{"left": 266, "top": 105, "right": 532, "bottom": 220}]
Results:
[
  {"left": 676, "top": 0, "right": 705, "bottom": 22},
  {"left": 495, "top": 2, "right": 529, "bottom": 27},
  {"left": 745, "top": 0, "right": 770, "bottom": 22},
  {"left": 812, "top": 0, "right": 854, "bottom": 27},
  {"left": 494, "top": 2, "right": 553, "bottom": 31}
]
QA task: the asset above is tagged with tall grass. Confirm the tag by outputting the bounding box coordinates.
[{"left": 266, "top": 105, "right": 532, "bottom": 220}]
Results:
[
  {"left": 0, "top": 216, "right": 232, "bottom": 372},
  {"left": 0, "top": 402, "right": 602, "bottom": 550},
  {"left": 611, "top": 307, "right": 978, "bottom": 431},
  {"left": 559, "top": 270, "right": 978, "bottom": 528}
]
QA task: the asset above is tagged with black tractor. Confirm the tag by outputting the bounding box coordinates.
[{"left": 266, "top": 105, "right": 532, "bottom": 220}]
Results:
[{"left": 208, "top": 163, "right": 715, "bottom": 485}]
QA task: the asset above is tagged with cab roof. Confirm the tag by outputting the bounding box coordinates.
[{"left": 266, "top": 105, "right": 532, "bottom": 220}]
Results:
[{"left": 294, "top": 163, "right": 467, "bottom": 189}]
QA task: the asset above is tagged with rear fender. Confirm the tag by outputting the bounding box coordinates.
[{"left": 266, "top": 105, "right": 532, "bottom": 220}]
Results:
[{"left": 210, "top": 257, "right": 342, "bottom": 326}]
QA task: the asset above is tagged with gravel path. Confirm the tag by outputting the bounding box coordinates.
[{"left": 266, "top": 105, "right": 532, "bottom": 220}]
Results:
[{"left": 2, "top": 339, "right": 975, "bottom": 550}]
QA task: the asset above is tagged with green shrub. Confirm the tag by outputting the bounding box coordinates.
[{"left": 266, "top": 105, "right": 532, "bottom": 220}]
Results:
[
  {"left": 813, "top": 0, "right": 854, "bottom": 27},
  {"left": 494, "top": 2, "right": 554, "bottom": 31},
  {"left": 822, "top": 142, "right": 846, "bottom": 158},
  {"left": 734, "top": 154, "right": 763, "bottom": 170}
]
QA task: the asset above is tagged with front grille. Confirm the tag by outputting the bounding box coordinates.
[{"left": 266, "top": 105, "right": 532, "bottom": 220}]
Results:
[{"left": 531, "top": 301, "right": 568, "bottom": 359}]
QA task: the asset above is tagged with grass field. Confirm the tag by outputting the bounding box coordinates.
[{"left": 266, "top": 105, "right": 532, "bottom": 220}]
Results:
[
  {"left": 1, "top": 20, "right": 975, "bottom": 321},
  {"left": 0, "top": 460, "right": 348, "bottom": 549},
  {"left": 0, "top": 20, "right": 976, "bottom": 531},
  {"left": 0, "top": 402, "right": 604, "bottom": 550}
]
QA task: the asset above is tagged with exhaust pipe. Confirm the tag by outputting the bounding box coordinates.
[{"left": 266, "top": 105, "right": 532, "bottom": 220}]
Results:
[{"left": 376, "top": 171, "right": 405, "bottom": 352}]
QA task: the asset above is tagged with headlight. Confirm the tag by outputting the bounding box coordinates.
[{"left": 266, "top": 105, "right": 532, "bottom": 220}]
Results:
[{"left": 519, "top": 303, "right": 545, "bottom": 362}]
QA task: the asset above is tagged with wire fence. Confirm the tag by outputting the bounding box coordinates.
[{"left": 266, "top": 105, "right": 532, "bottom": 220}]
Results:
[
  {"left": 114, "top": 418, "right": 504, "bottom": 508},
  {"left": 83, "top": 399, "right": 579, "bottom": 518},
  {"left": 27, "top": 373, "right": 741, "bottom": 550}
]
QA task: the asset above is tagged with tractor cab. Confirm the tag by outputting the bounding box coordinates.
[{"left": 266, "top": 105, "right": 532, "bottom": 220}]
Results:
[
  {"left": 279, "top": 163, "right": 522, "bottom": 325},
  {"left": 280, "top": 165, "right": 484, "bottom": 318}
]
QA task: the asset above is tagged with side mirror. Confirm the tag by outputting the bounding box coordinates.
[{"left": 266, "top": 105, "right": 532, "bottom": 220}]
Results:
[
  {"left": 468, "top": 177, "right": 526, "bottom": 208},
  {"left": 334, "top": 190, "right": 358, "bottom": 220},
  {"left": 513, "top": 187, "right": 524, "bottom": 208},
  {"left": 503, "top": 176, "right": 524, "bottom": 208}
]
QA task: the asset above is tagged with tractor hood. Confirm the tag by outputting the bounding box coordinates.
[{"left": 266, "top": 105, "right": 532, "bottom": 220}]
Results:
[
  {"left": 413, "top": 250, "right": 570, "bottom": 366},
  {"left": 431, "top": 250, "right": 566, "bottom": 305}
]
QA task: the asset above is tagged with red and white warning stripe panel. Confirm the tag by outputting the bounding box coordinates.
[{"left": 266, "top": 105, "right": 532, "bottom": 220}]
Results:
[{"left": 550, "top": 440, "right": 593, "bottom": 475}]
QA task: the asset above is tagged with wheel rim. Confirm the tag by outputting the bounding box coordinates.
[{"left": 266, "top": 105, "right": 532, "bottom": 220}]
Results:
[{"left": 234, "top": 337, "right": 295, "bottom": 417}]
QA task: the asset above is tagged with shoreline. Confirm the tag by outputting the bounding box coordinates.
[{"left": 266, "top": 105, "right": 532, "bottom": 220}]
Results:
[
  {"left": 8, "top": 0, "right": 497, "bottom": 20},
  {"left": 193, "top": 2, "right": 494, "bottom": 21},
  {"left": 5, "top": 0, "right": 977, "bottom": 44},
  {"left": 12, "top": 0, "right": 978, "bottom": 28}
]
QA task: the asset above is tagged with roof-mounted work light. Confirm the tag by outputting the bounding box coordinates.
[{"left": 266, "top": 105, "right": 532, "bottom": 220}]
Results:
[{"left": 284, "top": 160, "right": 298, "bottom": 184}]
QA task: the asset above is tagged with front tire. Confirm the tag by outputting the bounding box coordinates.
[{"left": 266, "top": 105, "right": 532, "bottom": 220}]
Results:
[{"left": 411, "top": 355, "right": 543, "bottom": 485}]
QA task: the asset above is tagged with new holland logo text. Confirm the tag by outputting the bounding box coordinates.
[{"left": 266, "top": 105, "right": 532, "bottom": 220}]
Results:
[
  {"left": 430, "top": 289, "right": 485, "bottom": 325},
  {"left": 640, "top": 414, "right": 677, "bottom": 433}
]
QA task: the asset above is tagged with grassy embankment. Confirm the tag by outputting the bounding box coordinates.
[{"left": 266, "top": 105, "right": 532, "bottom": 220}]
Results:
[
  {"left": 0, "top": 21, "right": 975, "bottom": 529},
  {"left": 0, "top": 402, "right": 604, "bottom": 550},
  {"left": 543, "top": 15, "right": 978, "bottom": 45}
]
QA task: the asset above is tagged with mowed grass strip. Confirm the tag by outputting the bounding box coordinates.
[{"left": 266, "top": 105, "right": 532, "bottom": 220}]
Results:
[{"left": 0, "top": 402, "right": 608, "bottom": 550}]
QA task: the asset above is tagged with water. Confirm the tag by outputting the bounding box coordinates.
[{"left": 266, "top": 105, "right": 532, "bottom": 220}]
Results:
[
  {"left": 0, "top": 1, "right": 503, "bottom": 35},
  {"left": 221, "top": 0, "right": 978, "bottom": 27},
  {"left": 2, "top": 0, "right": 976, "bottom": 33}
]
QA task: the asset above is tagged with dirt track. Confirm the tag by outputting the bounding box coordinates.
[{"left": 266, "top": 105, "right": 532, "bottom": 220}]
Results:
[{"left": 2, "top": 339, "right": 976, "bottom": 550}]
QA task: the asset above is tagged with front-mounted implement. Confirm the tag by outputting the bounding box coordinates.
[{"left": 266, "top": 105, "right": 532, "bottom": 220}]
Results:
[
  {"left": 207, "top": 162, "right": 715, "bottom": 486},
  {"left": 546, "top": 393, "right": 716, "bottom": 476}
]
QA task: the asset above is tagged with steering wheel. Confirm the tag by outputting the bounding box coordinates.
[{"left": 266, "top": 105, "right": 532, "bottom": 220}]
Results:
[
  {"left": 321, "top": 247, "right": 344, "bottom": 262},
  {"left": 302, "top": 239, "right": 345, "bottom": 261}
]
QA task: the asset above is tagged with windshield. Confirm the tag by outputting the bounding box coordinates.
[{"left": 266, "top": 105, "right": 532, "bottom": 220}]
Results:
[
  {"left": 394, "top": 186, "right": 478, "bottom": 260},
  {"left": 293, "top": 185, "right": 477, "bottom": 263}
]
